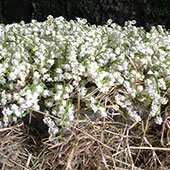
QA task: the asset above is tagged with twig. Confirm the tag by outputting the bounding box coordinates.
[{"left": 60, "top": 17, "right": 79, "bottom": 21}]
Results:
[
  {"left": 28, "top": 108, "right": 116, "bottom": 152},
  {"left": 0, "top": 152, "right": 27, "bottom": 169},
  {"left": 130, "top": 146, "right": 170, "bottom": 151},
  {"left": 135, "top": 116, "right": 150, "bottom": 163},
  {"left": 0, "top": 127, "right": 12, "bottom": 133},
  {"left": 25, "top": 153, "right": 32, "bottom": 170}
]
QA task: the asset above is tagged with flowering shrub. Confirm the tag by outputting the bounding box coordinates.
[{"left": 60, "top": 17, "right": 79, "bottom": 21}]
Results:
[{"left": 0, "top": 16, "right": 169, "bottom": 138}]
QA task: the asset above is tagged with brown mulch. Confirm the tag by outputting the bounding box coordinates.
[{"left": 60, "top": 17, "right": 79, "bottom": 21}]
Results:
[{"left": 0, "top": 105, "right": 170, "bottom": 170}]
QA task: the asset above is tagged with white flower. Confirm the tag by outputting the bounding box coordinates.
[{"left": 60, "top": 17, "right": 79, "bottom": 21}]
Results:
[
  {"left": 52, "top": 109, "right": 57, "bottom": 115},
  {"left": 12, "top": 59, "right": 19, "bottom": 65},
  {"left": 158, "top": 78, "right": 166, "bottom": 90},
  {"left": 45, "top": 101, "right": 53, "bottom": 107},
  {"left": 130, "top": 112, "right": 141, "bottom": 122},
  {"left": 54, "top": 94, "right": 61, "bottom": 101},
  {"left": 13, "top": 52, "right": 21, "bottom": 59},
  {"left": 26, "top": 100, "right": 33, "bottom": 107},
  {"left": 40, "top": 68, "right": 48, "bottom": 74},
  {"left": 115, "top": 47, "right": 121, "bottom": 55},
  {"left": 42, "top": 74, "right": 50, "bottom": 80},
  {"left": 13, "top": 93, "right": 19, "bottom": 100},
  {"left": 11, "top": 104, "right": 19, "bottom": 111},
  {"left": 33, "top": 71, "right": 41, "bottom": 79},
  {"left": 43, "top": 116, "right": 55, "bottom": 127},
  {"left": 20, "top": 103, "right": 28, "bottom": 109},
  {"left": 2, "top": 108, "right": 13, "bottom": 116},
  {"left": 0, "top": 121, "right": 2, "bottom": 128},
  {"left": 36, "top": 85, "right": 44, "bottom": 94},
  {"left": 147, "top": 70, "right": 154, "bottom": 74},
  {"left": 137, "top": 85, "right": 144, "bottom": 92},
  {"left": 17, "top": 80, "right": 26, "bottom": 87},
  {"left": 160, "top": 97, "right": 168, "bottom": 105},
  {"left": 140, "top": 58, "right": 147, "bottom": 65},
  {"left": 155, "top": 116, "right": 163, "bottom": 125},
  {"left": 130, "top": 90, "right": 136, "bottom": 98},
  {"left": 80, "top": 87, "right": 87, "bottom": 97},
  {"left": 18, "top": 97, "right": 24, "bottom": 104},
  {"left": 117, "top": 76, "right": 124, "bottom": 84},
  {"left": 72, "top": 80, "right": 79, "bottom": 86},
  {"left": 63, "top": 73, "right": 72, "bottom": 79},
  {"left": 62, "top": 100, "right": 67, "bottom": 106},
  {"left": 47, "top": 59, "right": 55, "bottom": 67},
  {"left": 124, "top": 80, "right": 130, "bottom": 88},
  {"left": 91, "top": 104, "right": 98, "bottom": 113},
  {"left": 8, "top": 72, "right": 17, "bottom": 80},
  {"left": 12, "top": 116, "right": 18, "bottom": 123},
  {"left": 32, "top": 104, "right": 40, "bottom": 110},
  {"left": 3, "top": 115, "right": 10, "bottom": 127},
  {"left": 56, "top": 84, "right": 63, "bottom": 90},
  {"left": 7, "top": 94, "right": 12, "bottom": 100},
  {"left": 98, "top": 106, "right": 107, "bottom": 117},
  {"left": 68, "top": 111, "right": 74, "bottom": 121},
  {"left": 43, "top": 90, "right": 50, "bottom": 98},
  {"left": 150, "top": 103, "right": 159, "bottom": 117},
  {"left": 48, "top": 126, "right": 59, "bottom": 137},
  {"left": 100, "top": 86, "right": 109, "bottom": 93},
  {"left": 14, "top": 109, "right": 22, "bottom": 117},
  {"left": 1, "top": 97, "right": 7, "bottom": 105},
  {"left": 56, "top": 68, "right": 63, "bottom": 74},
  {"left": 125, "top": 100, "right": 132, "bottom": 106},
  {"left": 96, "top": 81, "right": 102, "bottom": 88},
  {"left": 90, "top": 96, "right": 97, "bottom": 104},
  {"left": 146, "top": 47, "right": 154, "bottom": 55},
  {"left": 63, "top": 93, "right": 69, "bottom": 99}
]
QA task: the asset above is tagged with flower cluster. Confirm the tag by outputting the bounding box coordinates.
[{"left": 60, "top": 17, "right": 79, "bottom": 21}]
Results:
[{"left": 0, "top": 16, "right": 169, "bottom": 137}]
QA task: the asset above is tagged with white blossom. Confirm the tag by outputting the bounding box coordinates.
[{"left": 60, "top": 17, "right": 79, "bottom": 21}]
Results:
[
  {"left": 155, "top": 116, "right": 163, "bottom": 125},
  {"left": 0, "top": 15, "right": 169, "bottom": 137}
]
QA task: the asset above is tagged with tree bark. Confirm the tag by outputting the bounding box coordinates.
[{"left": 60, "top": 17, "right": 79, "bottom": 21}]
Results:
[{"left": 2, "top": 0, "right": 170, "bottom": 30}]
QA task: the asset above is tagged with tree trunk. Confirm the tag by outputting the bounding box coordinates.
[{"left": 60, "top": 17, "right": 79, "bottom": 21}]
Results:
[{"left": 2, "top": 0, "right": 170, "bottom": 30}]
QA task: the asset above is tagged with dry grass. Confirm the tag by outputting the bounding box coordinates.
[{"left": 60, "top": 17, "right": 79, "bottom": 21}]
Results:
[{"left": 0, "top": 104, "right": 170, "bottom": 170}]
